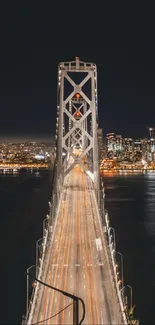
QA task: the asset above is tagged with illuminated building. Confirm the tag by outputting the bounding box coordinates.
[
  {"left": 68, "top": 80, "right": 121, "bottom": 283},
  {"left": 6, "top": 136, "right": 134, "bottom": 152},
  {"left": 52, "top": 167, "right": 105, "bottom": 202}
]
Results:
[
  {"left": 0, "top": 141, "right": 54, "bottom": 165},
  {"left": 141, "top": 138, "right": 148, "bottom": 160},
  {"left": 97, "top": 128, "right": 104, "bottom": 160},
  {"left": 123, "top": 138, "right": 133, "bottom": 151},
  {"left": 148, "top": 127, "right": 155, "bottom": 161},
  {"left": 100, "top": 158, "right": 115, "bottom": 170},
  {"left": 106, "top": 133, "right": 123, "bottom": 159},
  {"left": 106, "top": 133, "right": 115, "bottom": 153},
  {"left": 149, "top": 127, "right": 155, "bottom": 139},
  {"left": 115, "top": 135, "right": 122, "bottom": 152},
  {"left": 122, "top": 138, "right": 133, "bottom": 161},
  {"left": 133, "top": 139, "right": 142, "bottom": 161}
]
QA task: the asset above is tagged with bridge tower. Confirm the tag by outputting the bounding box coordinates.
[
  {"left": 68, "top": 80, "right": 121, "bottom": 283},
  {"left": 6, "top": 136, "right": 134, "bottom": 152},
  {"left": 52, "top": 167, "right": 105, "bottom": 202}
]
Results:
[{"left": 56, "top": 57, "right": 99, "bottom": 197}]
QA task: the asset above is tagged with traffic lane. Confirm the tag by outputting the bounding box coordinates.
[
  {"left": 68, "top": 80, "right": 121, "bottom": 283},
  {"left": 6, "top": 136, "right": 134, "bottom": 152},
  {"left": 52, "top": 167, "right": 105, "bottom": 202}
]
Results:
[
  {"left": 45, "top": 193, "right": 70, "bottom": 324},
  {"left": 82, "top": 172, "right": 112, "bottom": 324},
  {"left": 41, "top": 179, "right": 72, "bottom": 325},
  {"left": 51, "top": 185, "right": 74, "bottom": 324},
  {"left": 80, "top": 206, "right": 92, "bottom": 324},
  {"left": 30, "top": 171, "right": 73, "bottom": 324},
  {"left": 32, "top": 167, "right": 122, "bottom": 325},
  {"left": 64, "top": 170, "right": 88, "bottom": 324},
  {"left": 31, "top": 185, "right": 69, "bottom": 324},
  {"left": 83, "top": 175, "right": 101, "bottom": 324},
  {"left": 73, "top": 169, "right": 101, "bottom": 324},
  {"left": 51, "top": 187, "right": 71, "bottom": 310},
  {"left": 60, "top": 189, "right": 75, "bottom": 325},
  {"left": 69, "top": 169, "right": 116, "bottom": 324},
  {"left": 57, "top": 176, "right": 78, "bottom": 324},
  {"left": 57, "top": 174, "right": 73, "bottom": 325},
  {"left": 88, "top": 187, "right": 116, "bottom": 324},
  {"left": 33, "top": 169, "right": 81, "bottom": 323},
  {"left": 80, "top": 172, "right": 94, "bottom": 324},
  {"left": 76, "top": 174, "right": 89, "bottom": 325},
  {"left": 64, "top": 171, "right": 82, "bottom": 324},
  {"left": 89, "top": 183, "right": 123, "bottom": 324},
  {"left": 86, "top": 188, "right": 110, "bottom": 324}
]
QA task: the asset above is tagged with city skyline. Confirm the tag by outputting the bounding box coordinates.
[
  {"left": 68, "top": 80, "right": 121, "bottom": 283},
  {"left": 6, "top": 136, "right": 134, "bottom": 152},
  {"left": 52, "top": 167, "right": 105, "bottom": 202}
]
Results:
[
  {"left": 0, "top": 135, "right": 54, "bottom": 142},
  {"left": 0, "top": 125, "right": 154, "bottom": 143}
]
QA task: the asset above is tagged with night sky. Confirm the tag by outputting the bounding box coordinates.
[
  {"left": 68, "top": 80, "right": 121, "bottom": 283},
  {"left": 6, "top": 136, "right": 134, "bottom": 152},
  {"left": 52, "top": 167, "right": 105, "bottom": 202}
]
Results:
[{"left": 0, "top": 3, "right": 155, "bottom": 140}]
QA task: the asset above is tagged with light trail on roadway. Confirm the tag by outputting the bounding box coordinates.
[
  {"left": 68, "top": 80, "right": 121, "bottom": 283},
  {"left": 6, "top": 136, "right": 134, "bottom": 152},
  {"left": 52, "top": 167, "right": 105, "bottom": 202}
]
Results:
[{"left": 30, "top": 165, "right": 123, "bottom": 325}]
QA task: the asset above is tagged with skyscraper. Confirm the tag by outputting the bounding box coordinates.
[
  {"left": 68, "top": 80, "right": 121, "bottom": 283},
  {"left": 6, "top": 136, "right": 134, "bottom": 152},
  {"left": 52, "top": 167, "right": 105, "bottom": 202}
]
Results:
[
  {"left": 106, "top": 133, "right": 115, "bottom": 152},
  {"left": 123, "top": 138, "right": 133, "bottom": 161},
  {"left": 149, "top": 127, "right": 155, "bottom": 139},
  {"left": 97, "top": 128, "right": 104, "bottom": 160},
  {"left": 148, "top": 127, "right": 155, "bottom": 161}
]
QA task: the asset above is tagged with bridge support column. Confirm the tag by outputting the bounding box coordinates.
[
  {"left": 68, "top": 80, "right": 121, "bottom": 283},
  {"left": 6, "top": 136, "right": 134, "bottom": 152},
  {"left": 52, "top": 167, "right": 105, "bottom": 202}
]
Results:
[
  {"left": 73, "top": 299, "right": 79, "bottom": 325},
  {"left": 56, "top": 58, "right": 99, "bottom": 192}
]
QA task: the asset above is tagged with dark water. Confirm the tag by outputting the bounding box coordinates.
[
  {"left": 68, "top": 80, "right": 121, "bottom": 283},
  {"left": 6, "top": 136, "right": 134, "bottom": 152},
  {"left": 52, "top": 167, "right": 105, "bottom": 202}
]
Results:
[
  {"left": 0, "top": 171, "right": 52, "bottom": 324},
  {"left": 0, "top": 172, "right": 154, "bottom": 324},
  {"left": 103, "top": 172, "right": 155, "bottom": 325}
]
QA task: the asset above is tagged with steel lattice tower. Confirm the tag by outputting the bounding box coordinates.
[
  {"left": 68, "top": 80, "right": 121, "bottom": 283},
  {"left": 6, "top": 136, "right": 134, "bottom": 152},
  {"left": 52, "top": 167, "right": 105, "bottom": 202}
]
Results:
[{"left": 55, "top": 57, "right": 99, "bottom": 197}]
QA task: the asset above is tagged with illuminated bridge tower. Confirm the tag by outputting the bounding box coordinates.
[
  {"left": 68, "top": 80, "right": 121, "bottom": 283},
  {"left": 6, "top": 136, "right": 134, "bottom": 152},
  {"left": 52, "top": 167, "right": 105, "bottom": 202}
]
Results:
[{"left": 56, "top": 57, "right": 99, "bottom": 197}]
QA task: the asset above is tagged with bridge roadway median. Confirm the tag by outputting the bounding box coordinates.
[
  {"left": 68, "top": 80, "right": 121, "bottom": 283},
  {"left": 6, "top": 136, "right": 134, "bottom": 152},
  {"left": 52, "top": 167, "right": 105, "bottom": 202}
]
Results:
[{"left": 28, "top": 165, "right": 124, "bottom": 325}]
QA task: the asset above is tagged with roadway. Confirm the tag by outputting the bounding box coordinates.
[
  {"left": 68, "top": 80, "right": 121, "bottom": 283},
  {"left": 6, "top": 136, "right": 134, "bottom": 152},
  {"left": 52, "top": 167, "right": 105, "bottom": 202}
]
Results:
[{"left": 30, "top": 165, "right": 123, "bottom": 325}]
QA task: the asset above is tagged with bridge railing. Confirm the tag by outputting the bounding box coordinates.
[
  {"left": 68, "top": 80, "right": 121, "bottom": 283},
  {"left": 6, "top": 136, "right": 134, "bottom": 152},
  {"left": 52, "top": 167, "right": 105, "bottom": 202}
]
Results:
[
  {"left": 23, "top": 168, "right": 62, "bottom": 325},
  {"left": 95, "top": 185, "right": 126, "bottom": 324},
  {"left": 98, "top": 178, "right": 138, "bottom": 325},
  {"left": 23, "top": 222, "right": 49, "bottom": 324}
]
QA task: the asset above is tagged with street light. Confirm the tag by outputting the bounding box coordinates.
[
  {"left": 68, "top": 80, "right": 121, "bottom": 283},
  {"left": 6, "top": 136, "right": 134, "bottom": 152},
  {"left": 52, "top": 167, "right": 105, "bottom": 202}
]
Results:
[
  {"left": 48, "top": 201, "right": 52, "bottom": 208},
  {"left": 26, "top": 272, "right": 85, "bottom": 325},
  {"left": 36, "top": 238, "right": 42, "bottom": 276},
  {"left": 108, "top": 227, "right": 116, "bottom": 260},
  {"left": 117, "top": 252, "right": 124, "bottom": 294},
  {"left": 26, "top": 265, "right": 35, "bottom": 315},
  {"left": 104, "top": 209, "right": 109, "bottom": 228},
  {"left": 51, "top": 193, "right": 57, "bottom": 223},
  {"left": 43, "top": 214, "right": 49, "bottom": 234},
  {"left": 121, "top": 285, "right": 133, "bottom": 311},
  {"left": 126, "top": 285, "right": 132, "bottom": 311}
]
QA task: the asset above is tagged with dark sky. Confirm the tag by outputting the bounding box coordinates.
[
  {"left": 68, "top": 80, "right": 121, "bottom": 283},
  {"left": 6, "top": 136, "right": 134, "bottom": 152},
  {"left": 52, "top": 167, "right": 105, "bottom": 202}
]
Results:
[{"left": 0, "top": 2, "right": 155, "bottom": 140}]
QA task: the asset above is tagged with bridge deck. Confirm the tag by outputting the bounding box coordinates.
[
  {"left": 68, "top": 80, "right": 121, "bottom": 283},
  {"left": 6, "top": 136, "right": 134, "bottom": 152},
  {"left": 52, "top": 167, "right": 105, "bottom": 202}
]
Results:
[{"left": 29, "top": 165, "right": 123, "bottom": 324}]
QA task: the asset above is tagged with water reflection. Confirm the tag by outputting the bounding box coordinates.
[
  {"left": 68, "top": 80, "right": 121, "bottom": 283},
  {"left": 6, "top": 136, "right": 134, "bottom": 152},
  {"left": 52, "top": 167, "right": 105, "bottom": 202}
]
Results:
[
  {"left": 144, "top": 175, "right": 155, "bottom": 236},
  {"left": 103, "top": 173, "right": 155, "bottom": 324}
]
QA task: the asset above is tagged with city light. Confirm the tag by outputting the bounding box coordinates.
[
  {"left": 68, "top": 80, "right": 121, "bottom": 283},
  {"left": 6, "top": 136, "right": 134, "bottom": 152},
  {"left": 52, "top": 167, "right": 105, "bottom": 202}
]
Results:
[
  {"left": 99, "top": 128, "right": 155, "bottom": 172},
  {"left": 0, "top": 141, "right": 54, "bottom": 171}
]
